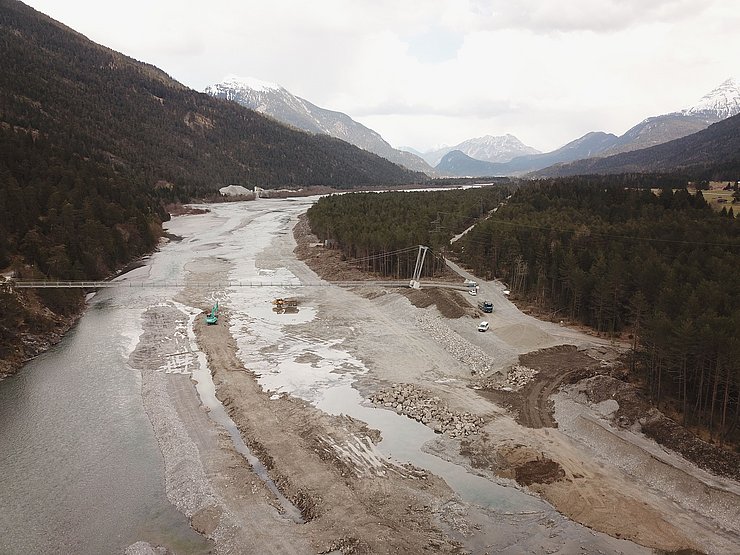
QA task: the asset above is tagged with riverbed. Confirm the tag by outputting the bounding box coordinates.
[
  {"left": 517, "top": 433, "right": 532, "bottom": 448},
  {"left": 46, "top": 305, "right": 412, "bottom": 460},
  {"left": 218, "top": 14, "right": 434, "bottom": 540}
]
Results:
[{"left": 3, "top": 197, "right": 731, "bottom": 554}]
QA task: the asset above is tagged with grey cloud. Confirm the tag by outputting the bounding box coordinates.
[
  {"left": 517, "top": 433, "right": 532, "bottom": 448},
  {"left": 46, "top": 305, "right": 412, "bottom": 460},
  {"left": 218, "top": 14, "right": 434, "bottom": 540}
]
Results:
[
  {"left": 470, "top": 0, "right": 712, "bottom": 33},
  {"left": 351, "top": 97, "right": 524, "bottom": 118}
]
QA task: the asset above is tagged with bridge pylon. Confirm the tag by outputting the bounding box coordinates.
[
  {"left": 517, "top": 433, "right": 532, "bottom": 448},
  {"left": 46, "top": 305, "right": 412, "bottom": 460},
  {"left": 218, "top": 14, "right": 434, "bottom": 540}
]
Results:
[{"left": 409, "top": 245, "right": 429, "bottom": 289}]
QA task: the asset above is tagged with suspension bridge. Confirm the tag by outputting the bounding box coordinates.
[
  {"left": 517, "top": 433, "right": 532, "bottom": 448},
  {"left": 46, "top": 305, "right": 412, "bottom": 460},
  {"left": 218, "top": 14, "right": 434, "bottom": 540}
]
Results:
[{"left": 2, "top": 246, "right": 471, "bottom": 291}]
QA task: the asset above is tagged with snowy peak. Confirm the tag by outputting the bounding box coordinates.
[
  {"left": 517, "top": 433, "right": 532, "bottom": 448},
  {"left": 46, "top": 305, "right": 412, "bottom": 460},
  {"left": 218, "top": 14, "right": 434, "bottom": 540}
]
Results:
[
  {"left": 204, "top": 75, "right": 294, "bottom": 110},
  {"left": 421, "top": 134, "right": 540, "bottom": 166},
  {"left": 456, "top": 134, "right": 541, "bottom": 162},
  {"left": 205, "top": 74, "right": 283, "bottom": 95},
  {"left": 683, "top": 77, "right": 740, "bottom": 120}
]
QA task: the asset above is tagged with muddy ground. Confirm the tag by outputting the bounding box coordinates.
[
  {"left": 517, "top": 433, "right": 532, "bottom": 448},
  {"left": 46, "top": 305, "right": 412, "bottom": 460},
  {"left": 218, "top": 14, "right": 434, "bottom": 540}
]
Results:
[{"left": 132, "top": 206, "right": 739, "bottom": 555}]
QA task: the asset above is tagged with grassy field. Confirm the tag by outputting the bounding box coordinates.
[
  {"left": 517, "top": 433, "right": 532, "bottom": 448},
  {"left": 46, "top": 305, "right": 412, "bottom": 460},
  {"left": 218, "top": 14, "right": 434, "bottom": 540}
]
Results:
[{"left": 689, "top": 181, "right": 738, "bottom": 215}]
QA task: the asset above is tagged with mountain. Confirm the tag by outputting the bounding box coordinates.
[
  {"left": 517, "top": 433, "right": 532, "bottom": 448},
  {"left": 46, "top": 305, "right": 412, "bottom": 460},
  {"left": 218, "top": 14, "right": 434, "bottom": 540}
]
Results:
[
  {"left": 599, "top": 77, "right": 740, "bottom": 157},
  {"left": 442, "top": 132, "right": 618, "bottom": 177},
  {"left": 421, "top": 134, "right": 541, "bottom": 167},
  {"left": 205, "top": 76, "right": 433, "bottom": 174},
  {"left": 435, "top": 150, "right": 503, "bottom": 177},
  {"left": 535, "top": 113, "right": 740, "bottom": 178},
  {"left": 0, "top": 2, "right": 422, "bottom": 194},
  {"left": 683, "top": 77, "right": 740, "bottom": 120}
]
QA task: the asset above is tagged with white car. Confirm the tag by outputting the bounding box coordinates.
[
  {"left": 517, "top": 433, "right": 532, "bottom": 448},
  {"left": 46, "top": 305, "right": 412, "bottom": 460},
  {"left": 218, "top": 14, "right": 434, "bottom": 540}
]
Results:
[
  {"left": 477, "top": 321, "right": 489, "bottom": 332},
  {"left": 468, "top": 287, "right": 477, "bottom": 296}
]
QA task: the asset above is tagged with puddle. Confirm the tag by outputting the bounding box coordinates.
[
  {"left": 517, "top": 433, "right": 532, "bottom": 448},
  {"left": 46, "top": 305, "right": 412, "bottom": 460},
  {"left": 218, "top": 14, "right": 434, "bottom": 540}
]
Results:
[{"left": 317, "top": 384, "right": 545, "bottom": 513}]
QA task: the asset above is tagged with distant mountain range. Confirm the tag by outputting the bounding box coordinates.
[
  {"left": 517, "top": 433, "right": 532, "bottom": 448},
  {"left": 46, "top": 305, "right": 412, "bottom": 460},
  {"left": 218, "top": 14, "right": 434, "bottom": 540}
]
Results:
[
  {"left": 413, "top": 134, "right": 541, "bottom": 167},
  {"left": 535, "top": 112, "right": 740, "bottom": 178},
  {"left": 205, "top": 76, "right": 433, "bottom": 174},
  {"left": 433, "top": 77, "right": 740, "bottom": 178},
  {"left": 436, "top": 132, "right": 619, "bottom": 177}
]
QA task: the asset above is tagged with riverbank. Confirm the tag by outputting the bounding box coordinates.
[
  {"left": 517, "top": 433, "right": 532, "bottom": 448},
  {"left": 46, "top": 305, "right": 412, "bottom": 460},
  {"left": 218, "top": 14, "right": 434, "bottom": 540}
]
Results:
[{"left": 0, "top": 286, "right": 82, "bottom": 380}]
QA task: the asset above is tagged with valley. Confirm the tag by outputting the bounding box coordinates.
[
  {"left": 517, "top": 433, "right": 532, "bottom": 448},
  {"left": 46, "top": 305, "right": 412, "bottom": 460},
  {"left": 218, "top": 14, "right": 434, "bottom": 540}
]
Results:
[{"left": 113, "top": 198, "right": 737, "bottom": 554}]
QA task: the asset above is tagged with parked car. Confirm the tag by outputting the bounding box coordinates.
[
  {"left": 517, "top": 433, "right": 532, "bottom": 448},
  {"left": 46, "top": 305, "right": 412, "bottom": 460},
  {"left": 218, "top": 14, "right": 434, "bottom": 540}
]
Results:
[
  {"left": 477, "top": 321, "right": 489, "bottom": 332},
  {"left": 468, "top": 287, "right": 478, "bottom": 296}
]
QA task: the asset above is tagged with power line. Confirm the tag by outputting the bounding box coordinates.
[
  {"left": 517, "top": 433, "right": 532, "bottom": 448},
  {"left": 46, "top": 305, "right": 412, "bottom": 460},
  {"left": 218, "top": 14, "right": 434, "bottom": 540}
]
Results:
[{"left": 438, "top": 219, "right": 740, "bottom": 248}]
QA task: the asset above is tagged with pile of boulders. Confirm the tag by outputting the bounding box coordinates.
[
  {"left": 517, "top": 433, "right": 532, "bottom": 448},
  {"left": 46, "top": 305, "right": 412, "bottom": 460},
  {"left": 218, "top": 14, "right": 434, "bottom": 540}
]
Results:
[
  {"left": 415, "top": 313, "right": 494, "bottom": 375},
  {"left": 497, "top": 364, "right": 538, "bottom": 391},
  {"left": 370, "top": 383, "right": 485, "bottom": 438}
]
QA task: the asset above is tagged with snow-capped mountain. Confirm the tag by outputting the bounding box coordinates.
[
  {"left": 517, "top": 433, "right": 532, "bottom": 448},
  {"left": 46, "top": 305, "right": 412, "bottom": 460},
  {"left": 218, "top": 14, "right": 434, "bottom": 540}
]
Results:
[
  {"left": 599, "top": 76, "right": 740, "bottom": 156},
  {"left": 205, "top": 76, "right": 433, "bottom": 174},
  {"left": 683, "top": 77, "right": 740, "bottom": 120},
  {"left": 435, "top": 132, "right": 618, "bottom": 177},
  {"left": 419, "top": 134, "right": 541, "bottom": 167}
]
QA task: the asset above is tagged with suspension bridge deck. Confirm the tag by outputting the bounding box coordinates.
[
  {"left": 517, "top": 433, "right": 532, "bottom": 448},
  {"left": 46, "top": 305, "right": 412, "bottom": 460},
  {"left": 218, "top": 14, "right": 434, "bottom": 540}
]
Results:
[{"left": 4, "top": 279, "right": 468, "bottom": 291}]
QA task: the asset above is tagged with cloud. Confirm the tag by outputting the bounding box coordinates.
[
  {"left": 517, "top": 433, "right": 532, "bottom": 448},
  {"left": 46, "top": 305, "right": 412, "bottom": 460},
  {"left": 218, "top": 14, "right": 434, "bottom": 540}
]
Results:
[
  {"left": 462, "top": 0, "right": 713, "bottom": 33},
  {"left": 21, "top": 0, "right": 740, "bottom": 152}
]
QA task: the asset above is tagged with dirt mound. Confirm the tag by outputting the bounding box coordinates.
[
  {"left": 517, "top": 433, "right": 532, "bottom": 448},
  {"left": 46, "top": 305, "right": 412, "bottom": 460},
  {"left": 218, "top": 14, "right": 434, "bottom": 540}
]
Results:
[
  {"left": 514, "top": 458, "right": 566, "bottom": 486},
  {"left": 478, "top": 345, "right": 606, "bottom": 428},
  {"left": 402, "top": 288, "right": 472, "bottom": 319}
]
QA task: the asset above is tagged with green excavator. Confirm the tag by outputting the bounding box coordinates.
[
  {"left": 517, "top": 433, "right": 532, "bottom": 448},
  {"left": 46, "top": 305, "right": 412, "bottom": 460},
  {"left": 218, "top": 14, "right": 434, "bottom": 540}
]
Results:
[{"left": 205, "top": 301, "right": 219, "bottom": 325}]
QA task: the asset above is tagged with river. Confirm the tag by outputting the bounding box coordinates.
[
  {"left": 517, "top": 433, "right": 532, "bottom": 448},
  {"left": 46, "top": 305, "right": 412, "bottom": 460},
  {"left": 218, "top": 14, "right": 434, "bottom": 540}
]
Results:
[{"left": 0, "top": 290, "right": 211, "bottom": 554}]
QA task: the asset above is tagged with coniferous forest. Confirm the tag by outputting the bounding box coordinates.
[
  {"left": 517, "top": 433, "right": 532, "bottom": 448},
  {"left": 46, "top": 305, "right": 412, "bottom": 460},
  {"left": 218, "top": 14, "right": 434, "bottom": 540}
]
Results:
[
  {"left": 307, "top": 180, "right": 739, "bottom": 445},
  {"left": 454, "top": 179, "right": 739, "bottom": 443},
  {"left": 306, "top": 186, "right": 513, "bottom": 277}
]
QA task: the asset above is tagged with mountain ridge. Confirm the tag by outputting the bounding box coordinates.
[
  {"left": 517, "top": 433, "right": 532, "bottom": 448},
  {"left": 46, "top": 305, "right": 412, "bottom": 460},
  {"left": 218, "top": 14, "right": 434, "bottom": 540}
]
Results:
[
  {"left": 534, "top": 112, "right": 740, "bottom": 178},
  {"left": 0, "top": 2, "right": 422, "bottom": 195},
  {"left": 205, "top": 76, "right": 433, "bottom": 175}
]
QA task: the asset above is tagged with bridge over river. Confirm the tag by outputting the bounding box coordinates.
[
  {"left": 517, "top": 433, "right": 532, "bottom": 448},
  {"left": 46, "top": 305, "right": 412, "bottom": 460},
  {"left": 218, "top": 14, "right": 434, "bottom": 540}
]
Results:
[{"left": 4, "top": 279, "right": 468, "bottom": 290}]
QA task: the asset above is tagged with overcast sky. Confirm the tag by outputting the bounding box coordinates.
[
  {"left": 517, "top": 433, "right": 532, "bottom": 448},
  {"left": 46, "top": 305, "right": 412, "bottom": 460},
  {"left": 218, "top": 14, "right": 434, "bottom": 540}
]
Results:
[{"left": 24, "top": 0, "right": 740, "bottom": 152}]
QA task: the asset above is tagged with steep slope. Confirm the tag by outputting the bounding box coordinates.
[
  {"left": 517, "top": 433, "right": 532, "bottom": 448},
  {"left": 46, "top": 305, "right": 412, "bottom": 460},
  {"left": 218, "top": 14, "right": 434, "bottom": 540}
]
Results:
[
  {"left": 205, "top": 76, "right": 433, "bottom": 174},
  {"left": 422, "top": 134, "right": 541, "bottom": 167},
  {"left": 535, "top": 113, "right": 740, "bottom": 178},
  {"left": 0, "top": 1, "right": 422, "bottom": 194}
]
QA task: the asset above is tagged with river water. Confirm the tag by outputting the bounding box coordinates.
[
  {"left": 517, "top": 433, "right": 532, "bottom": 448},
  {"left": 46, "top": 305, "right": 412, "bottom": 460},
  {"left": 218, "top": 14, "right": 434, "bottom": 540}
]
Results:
[{"left": 0, "top": 291, "right": 211, "bottom": 554}]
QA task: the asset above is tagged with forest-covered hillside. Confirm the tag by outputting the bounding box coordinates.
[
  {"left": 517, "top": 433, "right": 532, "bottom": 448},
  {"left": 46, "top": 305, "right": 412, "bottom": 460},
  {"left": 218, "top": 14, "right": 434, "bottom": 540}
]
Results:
[{"left": 0, "top": 0, "right": 422, "bottom": 196}]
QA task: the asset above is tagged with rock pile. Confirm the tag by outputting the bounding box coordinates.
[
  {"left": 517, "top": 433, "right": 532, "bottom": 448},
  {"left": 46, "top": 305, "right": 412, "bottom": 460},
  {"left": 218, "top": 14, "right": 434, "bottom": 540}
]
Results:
[
  {"left": 497, "top": 365, "right": 538, "bottom": 391},
  {"left": 370, "top": 383, "right": 484, "bottom": 438},
  {"left": 415, "top": 312, "right": 494, "bottom": 375},
  {"left": 505, "top": 364, "right": 538, "bottom": 390}
]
